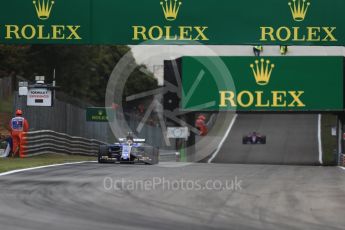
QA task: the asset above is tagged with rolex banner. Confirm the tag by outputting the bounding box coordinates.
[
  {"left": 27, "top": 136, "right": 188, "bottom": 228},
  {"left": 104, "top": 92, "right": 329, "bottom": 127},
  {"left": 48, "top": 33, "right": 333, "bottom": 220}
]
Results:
[
  {"left": 0, "top": 0, "right": 344, "bottom": 45},
  {"left": 182, "top": 56, "right": 344, "bottom": 111}
]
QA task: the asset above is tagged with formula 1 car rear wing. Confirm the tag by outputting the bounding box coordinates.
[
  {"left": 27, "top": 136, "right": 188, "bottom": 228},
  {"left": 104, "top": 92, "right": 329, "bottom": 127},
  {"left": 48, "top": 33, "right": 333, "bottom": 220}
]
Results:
[{"left": 118, "top": 138, "right": 146, "bottom": 143}]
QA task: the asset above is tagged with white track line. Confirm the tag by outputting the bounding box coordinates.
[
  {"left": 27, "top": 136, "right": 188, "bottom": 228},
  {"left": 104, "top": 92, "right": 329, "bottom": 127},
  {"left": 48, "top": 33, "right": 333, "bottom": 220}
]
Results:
[
  {"left": 318, "top": 114, "right": 323, "bottom": 165},
  {"left": 208, "top": 114, "right": 238, "bottom": 163},
  {"left": 339, "top": 167, "right": 345, "bottom": 171},
  {"left": 0, "top": 161, "right": 97, "bottom": 177}
]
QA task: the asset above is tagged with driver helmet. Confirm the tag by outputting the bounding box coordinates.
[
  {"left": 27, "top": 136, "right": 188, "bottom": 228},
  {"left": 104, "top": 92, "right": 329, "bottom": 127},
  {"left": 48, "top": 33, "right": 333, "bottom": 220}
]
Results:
[
  {"left": 126, "top": 132, "right": 134, "bottom": 141},
  {"left": 16, "top": 109, "right": 23, "bottom": 116}
]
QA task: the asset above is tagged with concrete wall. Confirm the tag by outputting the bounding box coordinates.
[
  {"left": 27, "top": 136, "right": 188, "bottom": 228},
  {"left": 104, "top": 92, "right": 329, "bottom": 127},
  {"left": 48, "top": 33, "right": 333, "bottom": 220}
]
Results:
[
  {"left": 0, "top": 77, "right": 12, "bottom": 100},
  {"left": 14, "top": 93, "right": 114, "bottom": 143}
]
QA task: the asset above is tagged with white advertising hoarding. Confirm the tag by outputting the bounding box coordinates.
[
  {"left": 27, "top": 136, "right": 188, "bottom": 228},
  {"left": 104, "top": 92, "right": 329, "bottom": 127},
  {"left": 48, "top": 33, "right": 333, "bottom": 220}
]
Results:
[
  {"left": 167, "top": 127, "right": 189, "bottom": 139},
  {"left": 27, "top": 88, "right": 52, "bottom": 107}
]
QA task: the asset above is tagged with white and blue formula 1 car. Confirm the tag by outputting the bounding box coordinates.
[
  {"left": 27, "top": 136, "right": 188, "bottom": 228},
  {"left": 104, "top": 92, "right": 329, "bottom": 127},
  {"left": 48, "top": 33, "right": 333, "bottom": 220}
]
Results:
[{"left": 98, "top": 134, "right": 159, "bottom": 165}]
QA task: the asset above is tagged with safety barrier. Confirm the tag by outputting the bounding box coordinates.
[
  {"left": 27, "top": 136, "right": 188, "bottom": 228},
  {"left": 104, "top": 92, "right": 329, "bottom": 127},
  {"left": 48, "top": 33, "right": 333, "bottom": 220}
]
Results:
[
  {"left": 21, "top": 130, "right": 107, "bottom": 157},
  {"left": 15, "top": 94, "right": 112, "bottom": 143}
]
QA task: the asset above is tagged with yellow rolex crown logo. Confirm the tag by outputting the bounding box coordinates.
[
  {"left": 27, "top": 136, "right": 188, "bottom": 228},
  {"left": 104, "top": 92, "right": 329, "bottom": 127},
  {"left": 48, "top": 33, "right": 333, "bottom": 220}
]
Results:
[
  {"left": 288, "top": 0, "right": 311, "bottom": 22},
  {"left": 160, "top": 0, "right": 182, "bottom": 21},
  {"left": 250, "top": 59, "right": 275, "bottom": 86},
  {"left": 33, "top": 0, "right": 55, "bottom": 20}
]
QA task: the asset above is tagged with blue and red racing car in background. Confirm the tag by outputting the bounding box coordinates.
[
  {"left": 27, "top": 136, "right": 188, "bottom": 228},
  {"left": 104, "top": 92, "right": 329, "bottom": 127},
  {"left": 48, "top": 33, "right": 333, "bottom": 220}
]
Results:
[{"left": 242, "top": 132, "right": 266, "bottom": 144}]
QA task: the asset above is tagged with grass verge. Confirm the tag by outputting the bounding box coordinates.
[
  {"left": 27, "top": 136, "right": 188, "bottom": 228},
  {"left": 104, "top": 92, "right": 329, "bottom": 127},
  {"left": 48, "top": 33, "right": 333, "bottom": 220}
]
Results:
[
  {"left": 0, "top": 154, "right": 96, "bottom": 173},
  {"left": 321, "top": 114, "right": 338, "bottom": 166}
]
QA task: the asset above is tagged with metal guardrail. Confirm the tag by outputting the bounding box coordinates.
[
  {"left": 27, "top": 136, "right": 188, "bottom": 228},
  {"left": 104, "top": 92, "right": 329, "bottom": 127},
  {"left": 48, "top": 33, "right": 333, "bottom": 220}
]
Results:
[
  {"left": 14, "top": 93, "right": 112, "bottom": 143},
  {"left": 22, "top": 130, "right": 107, "bottom": 157}
]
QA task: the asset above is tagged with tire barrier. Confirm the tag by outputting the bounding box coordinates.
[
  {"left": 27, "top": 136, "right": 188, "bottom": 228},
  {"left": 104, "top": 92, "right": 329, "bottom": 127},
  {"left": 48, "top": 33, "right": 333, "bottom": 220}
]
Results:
[{"left": 21, "top": 130, "right": 107, "bottom": 157}]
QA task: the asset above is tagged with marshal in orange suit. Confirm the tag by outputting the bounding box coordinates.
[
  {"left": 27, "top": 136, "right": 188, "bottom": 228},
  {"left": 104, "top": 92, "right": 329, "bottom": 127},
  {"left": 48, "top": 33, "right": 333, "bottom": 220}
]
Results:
[{"left": 10, "top": 109, "right": 29, "bottom": 158}]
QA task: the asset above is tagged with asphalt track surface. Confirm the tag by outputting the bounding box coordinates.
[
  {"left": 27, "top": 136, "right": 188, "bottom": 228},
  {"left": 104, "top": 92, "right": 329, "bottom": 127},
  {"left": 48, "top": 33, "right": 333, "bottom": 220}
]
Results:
[
  {"left": 212, "top": 114, "right": 320, "bottom": 165},
  {"left": 1, "top": 162, "right": 345, "bottom": 230}
]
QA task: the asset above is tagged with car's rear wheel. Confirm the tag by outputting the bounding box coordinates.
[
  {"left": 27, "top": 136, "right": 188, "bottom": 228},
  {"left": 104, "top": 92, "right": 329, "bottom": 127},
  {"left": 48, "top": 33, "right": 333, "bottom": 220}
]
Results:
[{"left": 98, "top": 155, "right": 105, "bottom": 163}]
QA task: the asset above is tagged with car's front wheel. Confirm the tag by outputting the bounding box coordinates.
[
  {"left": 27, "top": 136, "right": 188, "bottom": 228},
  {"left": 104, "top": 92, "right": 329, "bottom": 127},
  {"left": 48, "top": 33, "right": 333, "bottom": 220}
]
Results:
[{"left": 98, "top": 145, "right": 108, "bottom": 163}]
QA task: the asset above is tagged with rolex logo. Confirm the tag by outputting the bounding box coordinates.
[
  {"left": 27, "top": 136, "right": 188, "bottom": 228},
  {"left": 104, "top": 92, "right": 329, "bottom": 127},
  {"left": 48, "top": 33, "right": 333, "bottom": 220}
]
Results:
[
  {"left": 160, "top": 0, "right": 182, "bottom": 21},
  {"left": 33, "top": 0, "right": 55, "bottom": 20},
  {"left": 250, "top": 59, "right": 275, "bottom": 86},
  {"left": 132, "top": 0, "right": 208, "bottom": 41},
  {"left": 288, "top": 0, "right": 311, "bottom": 22}
]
